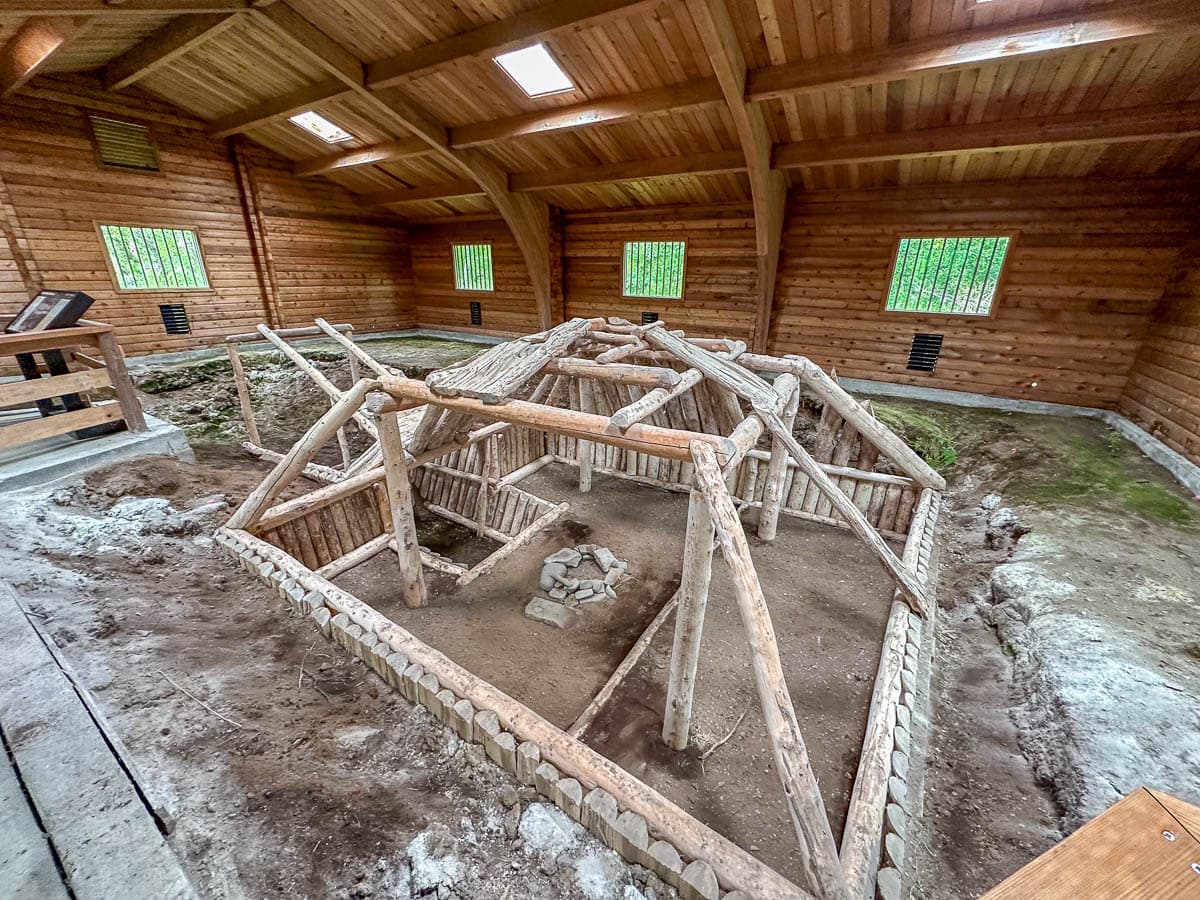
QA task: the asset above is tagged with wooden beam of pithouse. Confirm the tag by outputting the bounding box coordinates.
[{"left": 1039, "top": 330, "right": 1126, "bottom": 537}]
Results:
[
  {"left": 241, "top": 2, "right": 559, "bottom": 331},
  {"left": 0, "top": 15, "right": 93, "bottom": 99},
  {"left": 686, "top": 0, "right": 785, "bottom": 356}
]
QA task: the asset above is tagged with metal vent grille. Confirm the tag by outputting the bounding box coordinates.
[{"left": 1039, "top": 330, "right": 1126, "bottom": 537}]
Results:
[
  {"left": 469, "top": 301, "right": 482, "bottom": 326},
  {"left": 159, "top": 303, "right": 191, "bottom": 335},
  {"left": 90, "top": 116, "right": 160, "bottom": 172},
  {"left": 907, "top": 333, "right": 944, "bottom": 372},
  {"left": 641, "top": 311, "right": 659, "bottom": 325}
]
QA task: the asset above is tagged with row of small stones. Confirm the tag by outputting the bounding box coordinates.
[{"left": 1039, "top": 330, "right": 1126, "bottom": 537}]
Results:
[
  {"left": 875, "top": 611, "right": 925, "bottom": 900},
  {"left": 215, "top": 532, "right": 749, "bottom": 900}
]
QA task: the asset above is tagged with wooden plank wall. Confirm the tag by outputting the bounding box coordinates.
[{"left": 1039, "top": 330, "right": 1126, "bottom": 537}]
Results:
[
  {"left": 771, "top": 179, "right": 1197, "bottom": 408},
  {"left": 1120, "top": 240, "right": 1200, "bottom": 464},
  {"left": 0, "top": 75, "right": 414, "bottom": 356}
]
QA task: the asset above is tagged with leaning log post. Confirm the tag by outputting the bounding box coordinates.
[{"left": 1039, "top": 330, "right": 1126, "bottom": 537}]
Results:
[
  {"left": 691, "top": 440, "right": 850, "bottom": 900},
  {"left": 226, "top": 343, "right": 261, "bottom": 446},
  {"left": 577, "top": 378, "right": 595, "bottom": 493},
  {"left": 378, "top": 409, "right": 428, "bottom": 608},
  {"left": 758, "top": 380, "right": 800, "bottom": 540},
  {"left": 661, "top": 485, "right": 716, "bottom": 751}
]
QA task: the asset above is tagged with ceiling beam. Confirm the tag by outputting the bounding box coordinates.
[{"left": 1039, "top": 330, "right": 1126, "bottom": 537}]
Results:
[
  {"left": 0, "top": 16, "right": 93, "bottom": 100},
  {"left": 104, "top": 12, "right": 238, "bottom": 89},
  {"left": 509, "top": 149, "right": 746, "bottom": 191},
  {"left": 0, "top": 1, "right": 255, "bottom": 14},
  {"left": 207, "top": 77, "right": 346, "bottom": 137},
  {"left": 294, "top": 138, "right": 431, "bottom": 177},
  {"left": 773, "top": 101, "right": 1200, "bottom": 169},
  {"left": 241, "top": 3, "right": 558, "bottom": 330},
  {"left": 367, "top": 0, "right": 658, "bottom": 89},
  {"left": 451, "top": 78, "right": 724, "bottom": 147},
  {"left": 364, "top": 180, "right": 487, "bottom": 206},
  {"left": 687, "top": 0, "right": 786, "bottom": 358},
  {"left": 746, "top": 0, "right": 1200, "bottom": 103}
]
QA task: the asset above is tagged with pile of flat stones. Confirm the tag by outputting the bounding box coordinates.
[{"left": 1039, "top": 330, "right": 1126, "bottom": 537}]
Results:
[{"left": 538, "top": 544, "right": 629, "bottom": 606}]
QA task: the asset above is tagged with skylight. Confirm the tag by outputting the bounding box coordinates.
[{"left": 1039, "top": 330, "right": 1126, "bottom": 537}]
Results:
[
  {"left": 494, "top": 44, "right": 574, "bottom": 98},
  {"left": 288, "top": 110, "right": 353, "bottom": 143}
]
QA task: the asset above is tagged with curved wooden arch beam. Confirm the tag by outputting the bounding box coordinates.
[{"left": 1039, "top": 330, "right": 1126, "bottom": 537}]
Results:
[
  {"left": 245, "top": 3, "right": 558, "bottom": 331},
  {"left": 685, "top": 0, "right": 785, "bottom": 355}
]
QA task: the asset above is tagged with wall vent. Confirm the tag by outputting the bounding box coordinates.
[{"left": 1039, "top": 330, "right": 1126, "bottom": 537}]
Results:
[
  {"left": 469, "top": 301, "right": 482, "bottom": 326},
  {"left": 159, "top": 303, "right": 191, "bottom": 335},
  {"left": 641, "top": 311, "right": 659, "bottom": 325},
  {"left": 906, "top": 333, "right": 943, "bottom": 372},
  {"left": 90, "top": 116, "right": 160, "bottom": 172}
]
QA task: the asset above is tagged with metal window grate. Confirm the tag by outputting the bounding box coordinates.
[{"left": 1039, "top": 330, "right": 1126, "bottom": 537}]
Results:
[
  {"left": 453, "top": 244, "right": 494, "bottom": 291},
  {"left": 886, "top": 235, "right": 1010, "bottom": 316},
  {"left": 159, "top": 303, "right": 191, "bottom": 335},
  {"left": 907, "top": 333, "right": 944, "bottom": 372},
  {"left": 623, "top": 241, "right": 685, "bottom": 300},
  {"left": 469, "top": 301, "right": 482, "bottom": 326},
  {"left": 641, "top": 311, "right": 659, "bottom": 325},
  {"left": 99, "top": 224, "right": 210, "bottom": 290},
  {"left": 90, "top": 116, "right": 160, "bottom": 172}
]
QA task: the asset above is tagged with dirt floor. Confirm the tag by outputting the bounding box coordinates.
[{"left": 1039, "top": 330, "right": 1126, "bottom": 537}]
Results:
[
  {"left": 875, "top": 400, "right": 1200, "bottom": 898},
  {"left": 583, "top": 503, "right": 896, "bottom": 887}
]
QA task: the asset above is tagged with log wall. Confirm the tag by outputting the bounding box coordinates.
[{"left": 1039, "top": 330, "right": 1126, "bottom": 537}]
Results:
[
  {"left": 0, "top": 76, "right": 414, "bottom": 355},
  {"left": 1120, "top": 240, "right": 1200, "bottom": 465},
  {"left": 772, "top": 180, "right": 1196, "bottom": 408}
]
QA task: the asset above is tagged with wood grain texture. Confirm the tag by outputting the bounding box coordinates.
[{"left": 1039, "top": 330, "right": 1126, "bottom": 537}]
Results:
[{"left": 1120, "top": 239, "right": 1200, "bottom": 464}]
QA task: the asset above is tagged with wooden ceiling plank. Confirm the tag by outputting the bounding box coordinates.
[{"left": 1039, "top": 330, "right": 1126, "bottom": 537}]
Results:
[
  {"left": 773, "top": 100, "right": 1200, "bottom": 168},
  {"left": 294, "top": 138, "right": 432, "bottom": 177},
  {"left": 687, "top": 0, "right": 787, "bottom": 357},
  {"left": 0, "top": 15, "right": 93, "bottom": 99},
  {"left": 367, "top": 0, "right": 659, "bottom": 89},
  {"left": 747, "top": 0, "right": 1200, "bottom": 102},
  {"left": 450, "top": 77, "right": 725, "bottom": 146},
  {"left": 0, "top": 1, "right": 253, "bottom": 14},
  {"left": 509, "top": 149, "right": 747, "bottom": 190},
  {"left": 363, "top": 179, "right": 487, "bottom": 206},
  {"left": 104, "top": 12, "right": 239, "bottom": 90}
]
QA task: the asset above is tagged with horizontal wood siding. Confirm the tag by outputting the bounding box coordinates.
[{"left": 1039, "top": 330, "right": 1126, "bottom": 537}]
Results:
[
  {"left": 771, "top": 180, "right": 1196, "bottom": 408},
  {"left": 410, "top": 220, "right": 541, "bottom": 336},
  {"left": 0, "top": 76, "right": 412, "bottom": 355},
  {"left": 1120, "top": 240, "right": 1200, "bottom": 464},
  {"left": 564, "top": 205, "right": 758, "bottom": 344}
]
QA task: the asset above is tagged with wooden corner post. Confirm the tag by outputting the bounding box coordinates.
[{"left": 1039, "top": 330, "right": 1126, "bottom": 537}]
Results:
[
  {"left": 661, "top": 483, "right": 716, "bottom": 750},
  {"left": 378, "top": 407, "right": 428, "bottom": 608}
]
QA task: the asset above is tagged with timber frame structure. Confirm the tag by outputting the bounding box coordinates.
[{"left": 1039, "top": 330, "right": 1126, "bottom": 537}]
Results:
[{"left": 217, "top": 316, "right": 944, "bottom": 900}]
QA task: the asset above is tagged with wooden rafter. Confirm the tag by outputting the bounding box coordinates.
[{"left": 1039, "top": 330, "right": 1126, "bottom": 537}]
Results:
[
  {"left": 366, "top": 0, "right": 658, "bottom": 89},
  {"left": 231, "top": 2, "right": 558, "bottom": 330},
  {"left": 509, "top": 150, "right": 746, "bottom": 192},
  {"left": 0, "top": 1, "right": 254, "bottom": 14},
  {"left": 104, "top": 12, "right": 238, "bottom": 89},
  {"left": 0, "top": 16, "right": 93, "bottom": 99},
  {"left": 774, "top": 101, "right": 1200, "bottom": 169},
  {"left": 686, "top": 0, "right": 785, "bottom": 356},
  {"left": 363, "top": 180, "right": 487, "bottom": 206},
  {"left": 294, "top": 138, "right": 430, "bottom": 177}
]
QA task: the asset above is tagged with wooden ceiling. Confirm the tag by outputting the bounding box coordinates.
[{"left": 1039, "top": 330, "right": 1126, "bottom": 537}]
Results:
[{"left": 2, "top": 0, "right": 1200, "bottom": 219}]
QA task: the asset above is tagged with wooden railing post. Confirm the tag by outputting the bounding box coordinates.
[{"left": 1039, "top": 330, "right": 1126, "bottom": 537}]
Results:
[{"left": 95, "top": 328, "right": 146, "bottom": 433}]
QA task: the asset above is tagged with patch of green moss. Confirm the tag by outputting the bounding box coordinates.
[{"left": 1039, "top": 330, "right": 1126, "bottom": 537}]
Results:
[
  {"left": 1007, "top": 424, "right": 1197, "bottom": 526},
  {"left": 138, "top": 356, "right": 232, "bottom": 393},
  {"left": 872, "top": 403, "right": 959, "bottom": 470}
]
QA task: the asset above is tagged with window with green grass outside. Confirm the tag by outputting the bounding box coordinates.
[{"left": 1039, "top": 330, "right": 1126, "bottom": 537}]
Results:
[
  {"left": 99, "top": 225, "right": 209, "bottom": 291},
  {"left": 885, "top": 235, "right": 1011, "bottom": 316},
  {"left": 453, "top": 243, "right": 494, "bottom": 291},
  {"left": 622, "top": 240, "right": 686, "bottom": 300}
]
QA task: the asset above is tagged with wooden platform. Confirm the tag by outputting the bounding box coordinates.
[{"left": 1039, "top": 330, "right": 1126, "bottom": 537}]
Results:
[{"left": 983, "top": 787, "right": 1200, "bottom": 899}]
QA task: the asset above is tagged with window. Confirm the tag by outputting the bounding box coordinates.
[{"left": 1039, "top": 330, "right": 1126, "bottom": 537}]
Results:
[
  {"left": 98, "top": 225, "right": 210, "bottom": 291},
  {"left": 622, "top": 241, "right": 686, "bottom": 300},
  {"left": 494, "top": 44, "right": 574, "bottom": 97},
  {"left": 90, "top": 116, "right": 159, "bottom": 172},
  {"left": 453, "top": 243, "right": 494, "bottom": 292},
  {"left": 884, "top": 235, "right": 1011, "bottom": 316},
  {"left": 288, "top": 110, "right": 354, "bottom": 143}
]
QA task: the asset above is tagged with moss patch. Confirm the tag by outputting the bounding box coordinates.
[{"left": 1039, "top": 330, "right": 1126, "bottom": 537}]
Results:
[{"left": 872, "top": 402, "right": 959, "bottom": 470}]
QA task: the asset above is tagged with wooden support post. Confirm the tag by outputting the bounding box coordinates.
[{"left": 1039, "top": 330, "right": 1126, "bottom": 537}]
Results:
[
  {"left": 475, "top": 435, "right": 495, "bottom": 536},
  {"left": 691, "top": 441, "right": 849, "bottom": 900},
  {"left": 661, "top": 485, "right": 716, "bottom": 751},
  {"left": 577, "top": 378, "right": 594, "bottom": 493},
  {"left": 94, "top": 328, "right": 147, "bottom": 433},
  {"left": 758, "top": 379, "right": 800, "bottom": 540},
  {"left": 315, "top": 317, "right": 399, "bottom": 377},
  {"left": 226, "top": 343, "right": 261, "bottom": 445},
  {"left": 378, "top": 409, "right": 427, "bottom": 608}
]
